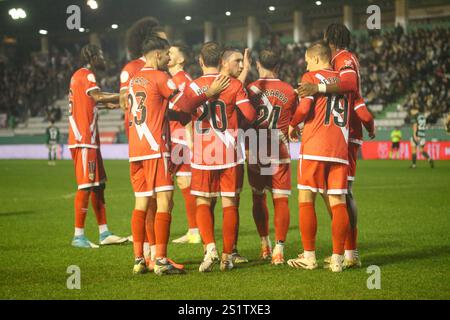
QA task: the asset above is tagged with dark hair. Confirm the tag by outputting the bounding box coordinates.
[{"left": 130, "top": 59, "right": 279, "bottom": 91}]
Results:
[
  {"left": 307, "top": 40, "right": 332, "bottom": 61},
  {"left": 126, "top": 17, "right": 160, "bottom": 59},
  {"left": 258, "top": 48, "right": 280, "bottom": 71},
  {"left": 324, "top": 23, "right": 351, "bottom": 49},
  {"left": 142, "top": 34, "right": 170, "bottom": 55},
  {"left": 200, "top": 41, "right": 223, "bottom": 67},
  {"left": 81, "top": 44, "right": 101, "bottom": 65},
  {"left": 171, "top": 43, "right": 190, "bottom": 64}
]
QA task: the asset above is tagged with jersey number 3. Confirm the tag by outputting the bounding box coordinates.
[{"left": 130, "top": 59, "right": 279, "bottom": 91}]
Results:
[{"left": 128, "top": 92, "right": 147, "bottom": 126}]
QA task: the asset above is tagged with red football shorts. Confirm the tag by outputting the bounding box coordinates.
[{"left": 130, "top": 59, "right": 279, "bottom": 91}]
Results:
[
  {"left": 191, "top": 165, "right": 242, "bottom": 198},
  {"left": 248, "top": 162, "right": 291, "bottom": 195},
  {"left": 70, "top": 147, "right": 107, "bottom": 189},
  {"left": 348, "top": 143, "right": 359, "bottom": 181},
  {"left": 130, "top": 157, "right": 174, "bottom": 197},
  {"left": 297, "top": 159, "right": 348, "bottom": 195},
  {"left": 171, "top": 143, "right": 191, "bottom": 177}
]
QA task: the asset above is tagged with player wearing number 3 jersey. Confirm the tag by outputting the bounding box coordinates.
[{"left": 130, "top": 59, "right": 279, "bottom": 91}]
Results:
[{"left": 127, "top": 36, "right": 230, "bottom": 275}]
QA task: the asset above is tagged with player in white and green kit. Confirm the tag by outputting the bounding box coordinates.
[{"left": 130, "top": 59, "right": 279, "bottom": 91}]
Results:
[
  {"left": 46, "top": 120, "right": 60, "bottom": 166},
  {"left": 410, "top": 108, "right": 434, "bottom": 169}
]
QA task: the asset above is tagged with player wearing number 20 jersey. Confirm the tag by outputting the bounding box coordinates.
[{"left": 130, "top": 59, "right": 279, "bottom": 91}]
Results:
[{"left": 189, "top": 75, "right": 256, "bottom": 197}]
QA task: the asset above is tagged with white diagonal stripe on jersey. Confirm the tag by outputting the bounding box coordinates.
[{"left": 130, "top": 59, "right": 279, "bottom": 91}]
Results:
[
  {"left": 315, "top": 73, "right": 349, "bottom": 144},
  {"left": 69, "top": 115, "right": 82, "bottom": 142},
  {"left": 249, "top": 85, "right": 279, "bottom": 129},
  {"left": 129, "top": 85, "right": 159, "bottom": 151},
  {"left": 90, "top": 107, "right": 98, "bottom": 144},
  {"left": 190, "top": 81, "right": 235, "bottom": 148}
]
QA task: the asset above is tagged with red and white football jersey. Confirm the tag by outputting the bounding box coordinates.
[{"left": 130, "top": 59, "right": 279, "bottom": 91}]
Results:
[
  {"left": 170, "top": 70, "right": 193, "bottom": 146},
  {"left": 331, "top": 49, "right": 364, "bottom": 145},
  {"left": 120, "top": 57, "right": 146, "bottom": 137},
  {"left": 189, "top": 74, "right": 256, "bottom": 170},
  {"left": 68, "top": 68, "right": 100, "bottom": 149},
  {"left": 247, "top": 78, "right": 298, "bottom": 163},
  {"left": 291, "top": 69, "right": 355, "bottom": 164},
  {"left": 128, "top": 68, "right": 207, "bottom": 162}
]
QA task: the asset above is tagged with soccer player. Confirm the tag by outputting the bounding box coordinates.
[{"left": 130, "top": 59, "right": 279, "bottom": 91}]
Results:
[
  {"left": 119, "top": 17, "right": 166, "bottom": 263},
  {"left": 287, "top": 41, "right": 354, "bottom": 272},
  {"left": 127, "top": 36, "right": 229, "bottom": 275},
  {"left": 68, "top": 44, "right": 127, "bottom": 248},
  {"left": 390, "top": 126, "right": 402, "bottom": 159},
  {"left": 167, "top": 44, "right": 201, "bottom": 245},
  {"left": 189, "top": 42, "right": 256, "bottom": 272},
  {"left": 46, "top": 119, "right": 60, "bottom": 166},
  {"left": 219, "top": 48, "right": 251, "bottom": 264},
  {"left": 410, "top": 107, "right": 434, "bottom": 169},
  {"left": 298, "top": 23, "right": 375, "bottom": 268},
  {"left": 246, "top": 49, "right": 298, "bottom": 264}
]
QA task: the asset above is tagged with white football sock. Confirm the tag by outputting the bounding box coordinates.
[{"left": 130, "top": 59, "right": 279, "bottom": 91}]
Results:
[
  {"left": 345, "top": 250, "right": 355, "bottom": 260},
  {"left": 304, "top": 250, "right": 316, "bottom": 260},
  {"left": 143, "top": 242, "right": 150, "bottom": 258},
  {"left": 206, "top": 243, "right": 216, "bottom": 253},
  {"left": 74, "top": 228, "right": 84, "bottom": 237},
  {"left": 150, "top": 245, "right": 156, "bottom": 261},
  {"left": 261, "top": 236, "right": 271, "bottom": 248},
  {"left": 189, "top": 228, "right": 199, "bottom": 235},
  {"left": 98, "top": 224, "right": 108, "bottom": 234}
]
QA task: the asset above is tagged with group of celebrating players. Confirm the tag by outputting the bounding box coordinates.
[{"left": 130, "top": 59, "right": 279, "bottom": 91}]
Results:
[{"left": 67, "top": 17, "right": 377, "bottom": 275}]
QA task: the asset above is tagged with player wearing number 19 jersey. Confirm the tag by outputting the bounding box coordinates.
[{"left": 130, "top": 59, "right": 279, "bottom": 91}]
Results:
[
  {"left": 246, "top": 49, "right": 298, "bottom": 265},
  {"left": 287, "top": 41, "right": 353, "bottom": 272},
  {"left": 188, "top": 42, "right": 256, "bottom": 272}
]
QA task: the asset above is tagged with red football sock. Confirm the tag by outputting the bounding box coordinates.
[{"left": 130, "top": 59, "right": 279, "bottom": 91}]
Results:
[
  {"left": 74, "top": 190, "right": 90, "bottom": 229},
  {"left": 145, "top": 199, "right": 156, "bottom": 246},
  {"left": 252, "top": 193, "right": 269, "bottom": 237},
  {"left": 331, "top": 204, "right": 350, "bottom": 255},
  {"left": 196, "top": 204, "right": 215, "bottom": 245},
  {"left": 155, "top": 212, "right": 172, "bottom": 259},
  {"left": 273, "top": 197, "right": 290, "bottom": 242},
  {"left": 345, "top": 226, "right": 358, "bottom": 251},
  {"left": 90, "top": 188, "right": 107, "bottom": 226},
  {"left": 131, "top": 209, "right": 146, "bottom": 258},
  {"left": 299, "top": 202, "right": 317, "bottom": 251},
  {"left": 223, "top": 206, "right": 238, "bottom": 254},
  {"left": 181, "top": 187, "right": 197, "bottom": 229}
]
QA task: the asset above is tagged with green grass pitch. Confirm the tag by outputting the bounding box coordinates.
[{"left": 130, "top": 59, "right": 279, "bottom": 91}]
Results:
[{"left": 0, "top": 159, "right": 449, "bottom": 300}]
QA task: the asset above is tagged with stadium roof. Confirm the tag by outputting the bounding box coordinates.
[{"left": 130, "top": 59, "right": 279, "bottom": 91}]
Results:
[{"left": 1, "top": 0, "right": 448, "bottom": 41}]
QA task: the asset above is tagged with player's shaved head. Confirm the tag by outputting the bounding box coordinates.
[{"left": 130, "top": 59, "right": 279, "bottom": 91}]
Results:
[
  {"left": 200, "top": 41, "right": 223, "bottom": 68},
  {"left": 126, "top": 16, "right": 160, "bottom": 59},
  {"left": 324, "top": 23, "right": 351, "bottom": 49},
  {"left": 258, "top": 48, "right": 280, "bottom": 71},
  {"left": 306, "top": 41, "right": 331, "bottom": 62},
  {"left": 222, "top": 48, "right": 241, "bottom": 62}
]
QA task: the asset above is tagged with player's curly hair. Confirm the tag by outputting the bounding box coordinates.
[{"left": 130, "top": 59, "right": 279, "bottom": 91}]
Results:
[
  {"left": 80, "top": 44, "right": 101, "bottom": 66},
  {"left": 126, "top": 17, "right": 161, "bottom": 59},
  {"left": 324, "top": 23, "right": 351, "bottom": 49}
]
